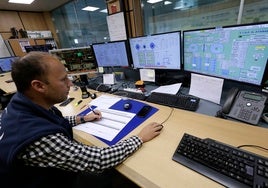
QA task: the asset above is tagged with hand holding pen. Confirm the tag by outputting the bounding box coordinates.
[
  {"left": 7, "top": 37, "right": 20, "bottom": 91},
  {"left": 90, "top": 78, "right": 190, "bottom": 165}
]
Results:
[{"left": 85, "top": 106, "right": 102, "bottom": 121}]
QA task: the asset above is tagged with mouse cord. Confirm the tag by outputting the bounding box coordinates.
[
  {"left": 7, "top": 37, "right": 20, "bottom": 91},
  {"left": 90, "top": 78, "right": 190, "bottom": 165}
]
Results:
[
  {"left": 237, "top": 145, "right": 268, "bottom": 152},
  {"left": 160, "top": 107, "right": 174, "bottom": 125}
]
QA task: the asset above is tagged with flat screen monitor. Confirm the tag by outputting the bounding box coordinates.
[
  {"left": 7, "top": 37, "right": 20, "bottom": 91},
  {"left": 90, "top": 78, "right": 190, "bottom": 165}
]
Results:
[
  {"left": 49, "top": 46, "right": 96, "bottom": 71},
  {"left": 183, "top": 22, "right": 268, "bottom": 86},
  {"left": 92, "top": 40, "right": 131, "bottom": 67},
  {"left": 0, "top": 56, "right": 18, "bottom": 73},
  {"left": 129, "top": 31, "right": 181, "bottom": 70}
]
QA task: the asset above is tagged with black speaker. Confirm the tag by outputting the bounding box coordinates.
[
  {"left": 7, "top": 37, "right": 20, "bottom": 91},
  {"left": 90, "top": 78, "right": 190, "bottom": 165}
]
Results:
[
  {"left": 10, "top": 27, "right": 18, "bottom": 39},
  {"left": 80, "top": 75, "right": 89, "bottom": 85}
]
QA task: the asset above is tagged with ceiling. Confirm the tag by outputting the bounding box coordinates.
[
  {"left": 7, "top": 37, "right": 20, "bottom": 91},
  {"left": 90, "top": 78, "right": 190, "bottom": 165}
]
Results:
[{"left": 0, "top": 0, "right": 72, "bottom": 12}]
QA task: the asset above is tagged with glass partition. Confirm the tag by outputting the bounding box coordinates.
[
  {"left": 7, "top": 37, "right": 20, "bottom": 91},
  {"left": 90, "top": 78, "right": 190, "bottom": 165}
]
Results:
[
  {"left": 141, "top": 0, "right": 268, "bottom": 35},
  {"left": 51, "top": 0, "right": 109, "bottom": 48}
]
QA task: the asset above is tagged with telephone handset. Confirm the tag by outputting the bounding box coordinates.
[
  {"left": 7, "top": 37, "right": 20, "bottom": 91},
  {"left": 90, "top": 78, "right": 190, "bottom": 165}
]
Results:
[
  {"left": 222, "top": 88, "right": 267, "bottom": 125},
  {"left": 222, "top": 87, "right": 240, "bottom": 114}
]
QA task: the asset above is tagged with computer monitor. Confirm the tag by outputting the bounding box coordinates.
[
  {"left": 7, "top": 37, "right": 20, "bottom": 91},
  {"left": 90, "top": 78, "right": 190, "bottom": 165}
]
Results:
[
  {"left": 0, "top": 56, "right": 18, "bottom": 73},
  {"left": 49, "top": 46, "right": 96, "bottom": 72},
  {"left": 183, "top": 22, "right": 268, "bottom": 86},
  {"left": 129, "top": 31, "right": 182, "bottom": 70},
  {"left": 91, "top": 40, "right": 131, "bottom": 67}
]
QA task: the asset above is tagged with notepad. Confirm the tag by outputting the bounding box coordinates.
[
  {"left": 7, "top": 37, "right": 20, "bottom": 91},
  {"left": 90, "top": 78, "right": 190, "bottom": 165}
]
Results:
[{"left": 74, "top": 108, "right": 136, "bottom": 141}]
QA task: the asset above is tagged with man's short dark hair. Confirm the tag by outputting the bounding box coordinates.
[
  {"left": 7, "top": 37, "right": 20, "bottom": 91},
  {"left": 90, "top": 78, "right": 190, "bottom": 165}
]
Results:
[{"left": 11, "top": 52, "right": 52, "bottom": 93}]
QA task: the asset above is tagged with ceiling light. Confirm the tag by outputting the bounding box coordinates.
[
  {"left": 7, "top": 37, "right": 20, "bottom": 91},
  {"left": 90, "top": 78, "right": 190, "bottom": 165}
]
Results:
[
  {"left": 164, "top": 1, "right": 172, "bottom": 5},
  {"left": 147, "top": 0, "right": 163, "bottom": 4},
  {"left": 174, "top": 1, "right": 183, "bottom": 9},
  {"left": 82, "top": 6, "right": 99, "bottom": 11},
  {"left": 8, "top": 0, "right": 34, "bottom": 4},
  {"left": 100, "top": 9, "right": 108, "bottom": 13}
]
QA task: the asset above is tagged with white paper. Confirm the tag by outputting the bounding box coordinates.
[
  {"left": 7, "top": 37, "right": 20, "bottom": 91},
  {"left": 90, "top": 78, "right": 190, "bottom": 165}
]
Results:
[
  {"left": 140, "top": 69, "right": 155, "bottom": 82},
  {"left": 151, "top": 83, "right": 182, "bottom": 95},
  {"left": 103, "top": 73, "right": 115, "bottom": 85},
  {"left": 189, "top": 73, "right": 224, "bottom": 104},
  {"left": 89, "top": 95, "right": 121, "bottom": 109},
  {"left": 0, "top": 35, "right": 11, "bottom": 57},
  {"left": 74, "top": 108, "right": 136, "bottom": 141},
  {"left": 106, "top": 12, "right": 127, "bottom": 41}
]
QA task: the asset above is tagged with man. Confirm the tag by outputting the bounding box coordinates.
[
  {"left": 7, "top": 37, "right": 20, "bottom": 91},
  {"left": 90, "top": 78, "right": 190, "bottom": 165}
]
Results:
[{"left": 0, "top": 52, "right": 163, "bottom": 188}]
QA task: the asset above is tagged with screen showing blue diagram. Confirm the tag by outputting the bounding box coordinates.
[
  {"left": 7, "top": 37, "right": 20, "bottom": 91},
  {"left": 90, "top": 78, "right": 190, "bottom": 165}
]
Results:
[
  {"left": 0, "top": 56, "right": 18, "bottom": 73},
  {"left": 183, "top": 23, "right": 268, "bottom": 85},
  {"left": 92, "top": 40, "right": 130, "bottom": 67},
  {"left": 129, "top": 31, "right": 181, "bottom": 70}
]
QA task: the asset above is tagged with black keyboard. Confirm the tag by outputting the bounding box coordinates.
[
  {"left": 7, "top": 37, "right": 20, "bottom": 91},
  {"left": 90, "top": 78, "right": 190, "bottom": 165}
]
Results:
[
  {"left": 146, "top": 92, "right": 199, "bottom": 111},
  {"left": 87, "top": 82, "right": 111, "bottom": 92},
  {"left": 113, "top": 90, "right": 147, "bottom": 101},
  {"left": 172, "top": 133, "right": 268, "bottom": 188}
]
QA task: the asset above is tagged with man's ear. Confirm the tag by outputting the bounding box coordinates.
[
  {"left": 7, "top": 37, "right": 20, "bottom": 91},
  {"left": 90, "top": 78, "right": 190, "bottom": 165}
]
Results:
[{"left": 31, "top": 80, "right": 46, "bottom": 92}]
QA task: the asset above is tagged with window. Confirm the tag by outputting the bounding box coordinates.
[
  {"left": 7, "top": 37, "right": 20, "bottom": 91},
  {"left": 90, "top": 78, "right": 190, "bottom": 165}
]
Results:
[
  {"left": 51, "top": 0, "right": 268, "bottom": 48},
  {"left": 141, "top": 0, "right": 268, "bottom": 35},
  {"left": 51, "top": 0, "right": 109, "bottom": 48}
]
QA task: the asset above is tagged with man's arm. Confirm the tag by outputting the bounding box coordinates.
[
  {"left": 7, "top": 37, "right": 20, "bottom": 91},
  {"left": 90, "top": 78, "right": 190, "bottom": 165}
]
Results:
[{"left": 18, "top": 133, "right": 142, "bottom": 173}]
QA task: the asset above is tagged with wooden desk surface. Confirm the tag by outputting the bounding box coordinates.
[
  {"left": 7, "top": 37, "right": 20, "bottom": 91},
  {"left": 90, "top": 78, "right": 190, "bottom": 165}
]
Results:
[
  {"left": 57, "top": 87, "right": 268, "bottom": 188},
  {"left": 0, "top": 72, "right": 16, "bottom": 95}
]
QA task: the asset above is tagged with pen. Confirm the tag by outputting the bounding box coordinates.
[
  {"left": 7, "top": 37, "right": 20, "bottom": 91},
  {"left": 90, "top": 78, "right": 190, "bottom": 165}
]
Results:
[
  {"left": 75, "top": 100, "right": 82, "bottom": 106},
  {"left": 88, "top": 106, "right": 98, "bottom": 115},
  {"left": 80, "top": 104, "right": 87, "bottom": 110}
]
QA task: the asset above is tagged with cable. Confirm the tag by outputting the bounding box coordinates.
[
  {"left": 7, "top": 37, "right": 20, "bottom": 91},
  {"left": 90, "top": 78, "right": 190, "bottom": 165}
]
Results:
[
  {"left": 160, "top": 107, "right": 174, "bottom": 125},
  {"left": 237, "top": 144, "right": 268, "bottom": 152},
  {"left": 95, "top": 83, "right": 104, "bottom": 92}
]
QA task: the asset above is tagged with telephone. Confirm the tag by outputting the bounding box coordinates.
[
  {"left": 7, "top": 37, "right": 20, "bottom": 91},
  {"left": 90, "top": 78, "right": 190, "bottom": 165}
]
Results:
[{"left": 221, "top": 88, "right": 267, "bottom": 125}]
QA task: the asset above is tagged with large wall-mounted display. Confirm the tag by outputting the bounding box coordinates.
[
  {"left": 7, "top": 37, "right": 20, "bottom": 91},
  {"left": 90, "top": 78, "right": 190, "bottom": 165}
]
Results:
[{"left": 183, "top": 22, "right": 268, "bottom": 86}]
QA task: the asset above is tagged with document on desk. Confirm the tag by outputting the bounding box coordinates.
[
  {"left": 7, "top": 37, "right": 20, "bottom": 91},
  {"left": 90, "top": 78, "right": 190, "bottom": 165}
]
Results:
[
  {"left": 189, "top": 73, "right": 223, "bottom": 104},
  {"left": 74, "top": 95, "right": 136, "bottom": 141},
  {"left": 74, "top": 108, "right": 136, "bottom": 141},
  {"left": 151, "top": 83, "right": 182, "bottom": 95},
  {"left": 89, "top": 95, "right": 121, "bottom": 109}
]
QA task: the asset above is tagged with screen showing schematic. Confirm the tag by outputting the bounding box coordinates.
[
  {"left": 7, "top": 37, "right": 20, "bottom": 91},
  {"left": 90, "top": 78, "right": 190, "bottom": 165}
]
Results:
[
  {"left": 183, "top": 23, "right": 268, "bottom": 85},
  {"left": 129, "top": 31, "right": 181, "bottom": 70},
  {"left": 92, "top": 41, "right": 130, "bottom": 67}
]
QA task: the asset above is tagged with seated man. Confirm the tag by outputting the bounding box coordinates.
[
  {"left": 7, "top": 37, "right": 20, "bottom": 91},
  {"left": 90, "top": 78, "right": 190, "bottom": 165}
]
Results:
[{"left": 0, "top": 52, "right": 163, "bottom": 188}]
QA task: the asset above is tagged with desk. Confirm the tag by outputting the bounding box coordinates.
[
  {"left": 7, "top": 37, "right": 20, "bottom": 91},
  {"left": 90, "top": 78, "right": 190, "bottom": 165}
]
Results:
[
  {"left": 57, "top": 87, "right": 268, "bottom": 188},
  {"left": 0, "top": 72, "right": 16, "bottom": 95}
]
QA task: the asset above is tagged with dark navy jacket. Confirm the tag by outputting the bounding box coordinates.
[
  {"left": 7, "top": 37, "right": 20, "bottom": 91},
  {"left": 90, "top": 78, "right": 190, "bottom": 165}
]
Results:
[{"left": 0, "top": 92, "right": 77, "bottom": 188}]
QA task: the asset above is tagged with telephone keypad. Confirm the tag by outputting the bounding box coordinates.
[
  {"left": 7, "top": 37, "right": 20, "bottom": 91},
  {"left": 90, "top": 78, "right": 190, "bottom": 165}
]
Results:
[{"left": 238, "top": 110, "right": 251, "bottom": 120}]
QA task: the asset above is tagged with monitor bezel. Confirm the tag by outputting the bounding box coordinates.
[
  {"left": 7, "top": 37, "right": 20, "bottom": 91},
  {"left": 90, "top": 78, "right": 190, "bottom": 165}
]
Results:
[
  {"left": 129, "top": 30, "right": 182, "bottom": 70},
  {"left": 91, "top": 40, "right": 132, "bottom": 68}
]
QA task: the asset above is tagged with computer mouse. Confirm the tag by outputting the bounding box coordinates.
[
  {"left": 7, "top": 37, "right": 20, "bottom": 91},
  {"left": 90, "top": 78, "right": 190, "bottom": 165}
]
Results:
[{"left": 123, "top": 102, "right": 132, "bottom": 110}]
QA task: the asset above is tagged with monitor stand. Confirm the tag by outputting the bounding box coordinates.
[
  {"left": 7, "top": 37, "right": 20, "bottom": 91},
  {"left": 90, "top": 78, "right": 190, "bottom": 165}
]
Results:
[
  {"left": 155, "top": 69, "right": 186, "bottom": 86},
  {"left": 80, "top": 74, "right": 89, "bottom": 85}
]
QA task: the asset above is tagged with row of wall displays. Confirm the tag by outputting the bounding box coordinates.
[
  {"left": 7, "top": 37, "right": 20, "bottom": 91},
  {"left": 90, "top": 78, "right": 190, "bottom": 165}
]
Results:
[{"left": 49, "top": 22, "right": 268, "bottom": 87}]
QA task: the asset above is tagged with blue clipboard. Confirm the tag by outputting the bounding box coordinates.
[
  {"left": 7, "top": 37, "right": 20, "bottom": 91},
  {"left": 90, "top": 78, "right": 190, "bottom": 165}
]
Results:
[{"left": 77, "top": 99, "right": 158, "bottom": 145}]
